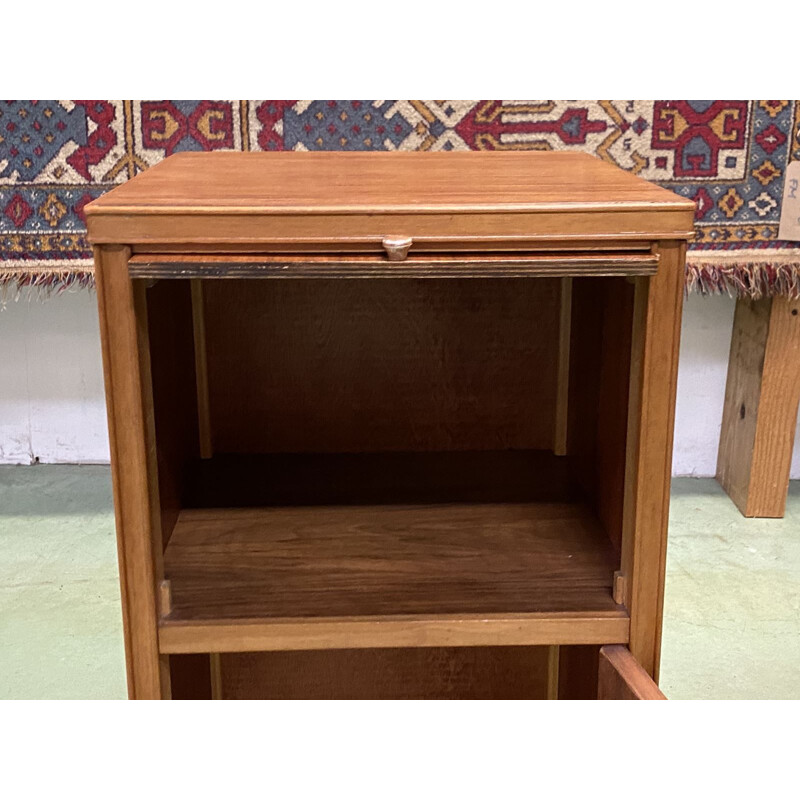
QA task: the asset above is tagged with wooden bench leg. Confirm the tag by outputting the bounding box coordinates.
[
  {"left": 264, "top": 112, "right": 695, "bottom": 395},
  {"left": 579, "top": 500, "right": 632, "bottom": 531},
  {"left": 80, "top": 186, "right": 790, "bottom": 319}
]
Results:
[{"left": 717, "top": 296, "right": 800, "bottom": 518}]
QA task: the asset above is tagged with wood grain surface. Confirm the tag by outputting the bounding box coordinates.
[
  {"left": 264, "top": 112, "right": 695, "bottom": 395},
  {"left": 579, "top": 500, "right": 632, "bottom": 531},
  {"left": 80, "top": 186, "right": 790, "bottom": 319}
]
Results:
[
  {"left": 94, "top": 245, "right": 168, "bottom": 699},
  {"left": 159, "top": 612, "right": 630, "bottom": 655},
  {"left": 216, "top": 646, "right": 554, "bottom": 700},
  {"left": 88, "top": 151, "right": 696, "bottom": 213},
  {"left": 127, "top": 251, "right": 659, "bottom": 279},
  {"left": 202, "top": 278, "right": 560, "bottom": 453},
  {"left": 85, "top": 152, "right": 696, "bottom": 246},
  {"left": 717, "top": 296, "right": 800, "bottom": 517},
  {"left": 597, "top": 644, "right": 666, "bottom": 699},
  {"left": 162, "top": 501, "right": 619, "bottom": 621},
  {"left": 620, "top": 242, "right": 686, "bottom": 679}
]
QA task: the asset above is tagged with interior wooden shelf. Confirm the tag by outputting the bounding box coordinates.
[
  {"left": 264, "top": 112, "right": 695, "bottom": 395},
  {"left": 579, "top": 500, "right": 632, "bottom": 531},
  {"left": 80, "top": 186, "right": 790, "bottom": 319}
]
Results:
[{"left": 159, "top": 452, "right": 628, "bottom": 653}]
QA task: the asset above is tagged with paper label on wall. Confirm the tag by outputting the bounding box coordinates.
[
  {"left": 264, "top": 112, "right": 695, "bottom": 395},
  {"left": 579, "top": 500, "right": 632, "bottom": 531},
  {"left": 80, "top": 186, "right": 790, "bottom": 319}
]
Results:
[{"left": 779, "top": 160, "right": 800, "bottom": 241}]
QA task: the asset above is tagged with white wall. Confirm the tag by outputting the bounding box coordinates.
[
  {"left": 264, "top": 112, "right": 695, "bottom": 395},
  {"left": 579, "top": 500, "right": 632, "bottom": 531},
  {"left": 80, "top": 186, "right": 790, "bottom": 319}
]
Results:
[
  {"left": 676, "top": 294, "right": 800, "bottom": 477},
  {"left": 1, "top": 290, "right": 799, "bottom": 476},
  {"left": 0, "top": 291, "right": 109, "bottom": 464}
]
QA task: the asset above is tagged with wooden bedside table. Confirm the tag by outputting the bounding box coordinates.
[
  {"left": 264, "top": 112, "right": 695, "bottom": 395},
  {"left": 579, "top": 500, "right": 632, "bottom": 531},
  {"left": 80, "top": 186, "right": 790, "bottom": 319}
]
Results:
[{"left": 86, "top": 151, "right": 695, "bottom": 700}]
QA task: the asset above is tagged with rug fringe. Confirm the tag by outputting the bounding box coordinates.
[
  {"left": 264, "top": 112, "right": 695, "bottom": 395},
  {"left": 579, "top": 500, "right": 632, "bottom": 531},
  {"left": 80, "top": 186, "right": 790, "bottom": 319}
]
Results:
[
  {"left": 0, "top": 265, "right": 96, "bottom": 305},
  {"left": 684, "top": 251, "right": 800, "bottom": 300},
  {"left": 4, "top": 254, "right": 800, "bottom": 302}
]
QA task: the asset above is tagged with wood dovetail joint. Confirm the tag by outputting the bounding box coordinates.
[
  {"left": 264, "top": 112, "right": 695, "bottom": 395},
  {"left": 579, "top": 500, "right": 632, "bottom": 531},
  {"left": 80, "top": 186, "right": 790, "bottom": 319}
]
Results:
[
  {"left": 612, "top": 570, "right": 627, "bottom": 606},
  {"left": 383, "top": 236, "right": 413, "bottom": 261},
  {"left": 158, "top": 579, "right": 173, "bottom": 618}
]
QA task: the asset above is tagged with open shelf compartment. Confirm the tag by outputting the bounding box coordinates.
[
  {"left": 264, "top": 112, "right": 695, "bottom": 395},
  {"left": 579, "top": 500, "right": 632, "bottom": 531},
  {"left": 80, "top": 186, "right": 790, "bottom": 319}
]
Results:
[
  {"left": 144, "top": 274, "right": 636, "bottom": 655},
  {"left": 158, "top": 451, "right": 628, "bottom": 653}
]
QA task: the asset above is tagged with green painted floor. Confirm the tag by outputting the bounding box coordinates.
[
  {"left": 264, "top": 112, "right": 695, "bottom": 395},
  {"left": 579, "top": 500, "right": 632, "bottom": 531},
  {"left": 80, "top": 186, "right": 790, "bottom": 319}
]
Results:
[
  {"left": 1, "top": 466, "right": 798, "bottom": 699},
  {"left": 660, "top": 479, "right": 800, "bottom": 699}
]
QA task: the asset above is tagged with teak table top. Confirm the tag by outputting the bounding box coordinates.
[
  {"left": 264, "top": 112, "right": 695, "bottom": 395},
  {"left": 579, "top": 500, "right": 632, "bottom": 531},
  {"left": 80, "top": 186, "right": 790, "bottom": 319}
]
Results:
[{"left": 85, "top": 152, "right": 696, "bottom": 249}]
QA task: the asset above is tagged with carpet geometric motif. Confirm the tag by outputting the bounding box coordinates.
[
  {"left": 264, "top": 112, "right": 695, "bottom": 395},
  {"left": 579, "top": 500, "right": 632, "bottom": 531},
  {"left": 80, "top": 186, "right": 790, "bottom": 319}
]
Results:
[{"left": 1, "top": 100, "right": 799, "bottom": 267}]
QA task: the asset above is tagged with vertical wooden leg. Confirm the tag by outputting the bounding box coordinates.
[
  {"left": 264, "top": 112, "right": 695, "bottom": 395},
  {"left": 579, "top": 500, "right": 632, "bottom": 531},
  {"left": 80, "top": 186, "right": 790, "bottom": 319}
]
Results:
[
  {"left": 621, "top": 241, "right": 686, "bottom": 681},
  {"left": 94, "top": 245, "right": 170, "bottom": 699},
  {"left": 717, "top": 296, "right": 800, "bottom": 518}
]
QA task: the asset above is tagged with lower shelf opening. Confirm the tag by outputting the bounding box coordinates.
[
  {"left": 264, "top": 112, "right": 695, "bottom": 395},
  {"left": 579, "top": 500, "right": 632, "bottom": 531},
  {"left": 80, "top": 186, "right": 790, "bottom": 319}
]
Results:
[{"left": 158, "top": 450, "right": 627, "bottom": 653}]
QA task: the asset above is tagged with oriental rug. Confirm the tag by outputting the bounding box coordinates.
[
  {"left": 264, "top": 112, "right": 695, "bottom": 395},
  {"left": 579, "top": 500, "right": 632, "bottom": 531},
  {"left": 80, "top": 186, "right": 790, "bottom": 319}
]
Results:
[{"left": 2, "top": 100, "right": 799, "bottom": 298}]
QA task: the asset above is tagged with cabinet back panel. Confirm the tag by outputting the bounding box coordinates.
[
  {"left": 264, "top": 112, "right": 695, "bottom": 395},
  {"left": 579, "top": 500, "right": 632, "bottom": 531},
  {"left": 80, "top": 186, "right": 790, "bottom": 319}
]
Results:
[
  {"left": 218, "top": 646, "right": 552, "bottom": 700},
  {"left": 203, "top": 279, "right": 560, "bottom": 453}
]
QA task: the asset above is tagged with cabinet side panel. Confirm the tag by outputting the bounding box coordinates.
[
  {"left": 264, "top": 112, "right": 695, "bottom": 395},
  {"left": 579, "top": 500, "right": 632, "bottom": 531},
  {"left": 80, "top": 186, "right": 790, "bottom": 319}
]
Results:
[
  {"left": 93, "top": 245, "right": 168, "bottom": 699},
  {"left": 623, "top": 241, "right": 686, "bottom": 679},
  {"left": 203, "top": 279, "right": 560, "bottom": 453},
  {"left": 567, "top": 278, "right": 634, "bottom": 549},
  {"left": 145, "top": 281, "right": 201, "bottom": 547},
  {"left": 566, "top": 279, "right": 603, "bottom": 502},
  {"left": 594, "top": 279, "right": 635, "bottom": 550}
]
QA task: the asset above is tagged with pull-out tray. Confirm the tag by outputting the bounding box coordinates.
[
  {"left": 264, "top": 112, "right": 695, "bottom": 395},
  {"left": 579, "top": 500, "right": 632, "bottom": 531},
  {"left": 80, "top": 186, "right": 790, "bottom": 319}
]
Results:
[{"left": 128, "top": 251, "right": 659, "bottom": 280}]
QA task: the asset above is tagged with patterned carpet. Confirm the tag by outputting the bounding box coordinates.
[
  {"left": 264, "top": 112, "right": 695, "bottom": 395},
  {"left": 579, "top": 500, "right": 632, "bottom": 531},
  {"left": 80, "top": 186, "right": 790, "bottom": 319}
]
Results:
[{"left": 2, "top": 100, "right": 799, "bottom": 297}]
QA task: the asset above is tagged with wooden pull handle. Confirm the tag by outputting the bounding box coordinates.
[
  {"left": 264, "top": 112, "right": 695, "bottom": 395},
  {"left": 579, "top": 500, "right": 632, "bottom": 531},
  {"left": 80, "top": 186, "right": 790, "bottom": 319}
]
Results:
[{"left": 383, "top": 236, "right": 413, "bottom": 261}]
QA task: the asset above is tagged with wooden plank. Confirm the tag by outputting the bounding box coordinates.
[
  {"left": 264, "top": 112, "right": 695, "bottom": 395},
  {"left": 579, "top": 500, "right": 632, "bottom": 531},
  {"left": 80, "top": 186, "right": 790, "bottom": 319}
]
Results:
[
  {"left": 93, "top": 244, "right": 169, "bottom": 699},
  {"left": 127, "top": 252, "right": 660, "bottom": 279},
  {"left": 620, "top": 241, "right": 686, "bottom": 680},
  {"left": 84, "top": 152, "right": 695, "bottom": 245},
  {"left": 209, "top": 653, "right": 223, "bottom": 700},
  {"left": 216, "top": 647, "right": 553, "bottom": 700},
  {"left": 547, "top": 646, "right": 560, "bottom": 699},
  {"left": 597, "top": 645, "right": 666, "bottom": 700},
  {"left": 86, "top": 208, "right": 696, "bottom": 248},
  {"left": 85, "top": 152, "right": 696, "bottom": 247},
  {"left": 554, "top": 278, "right": 572, "bottom": 455},
  {"left": 718, "top": 298, "right": 771, "bottom": 514},
  {"left": 84, "top": 152, "right": 699, "bottom": 216},
  {"left": 159, "top": 612, "right": 630, "bottom": 654},
  {"left": 190, "top": 280, "right": 213, "bottom": 459},
  {"left": 162, "top": 502, "right": 620, "bottom": 621},
  {"left": 130, "top": 240, "right": 657, "bottom": 255},
  {"left": 717, "top": 296, "right": 800, "bottom": 518}
]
